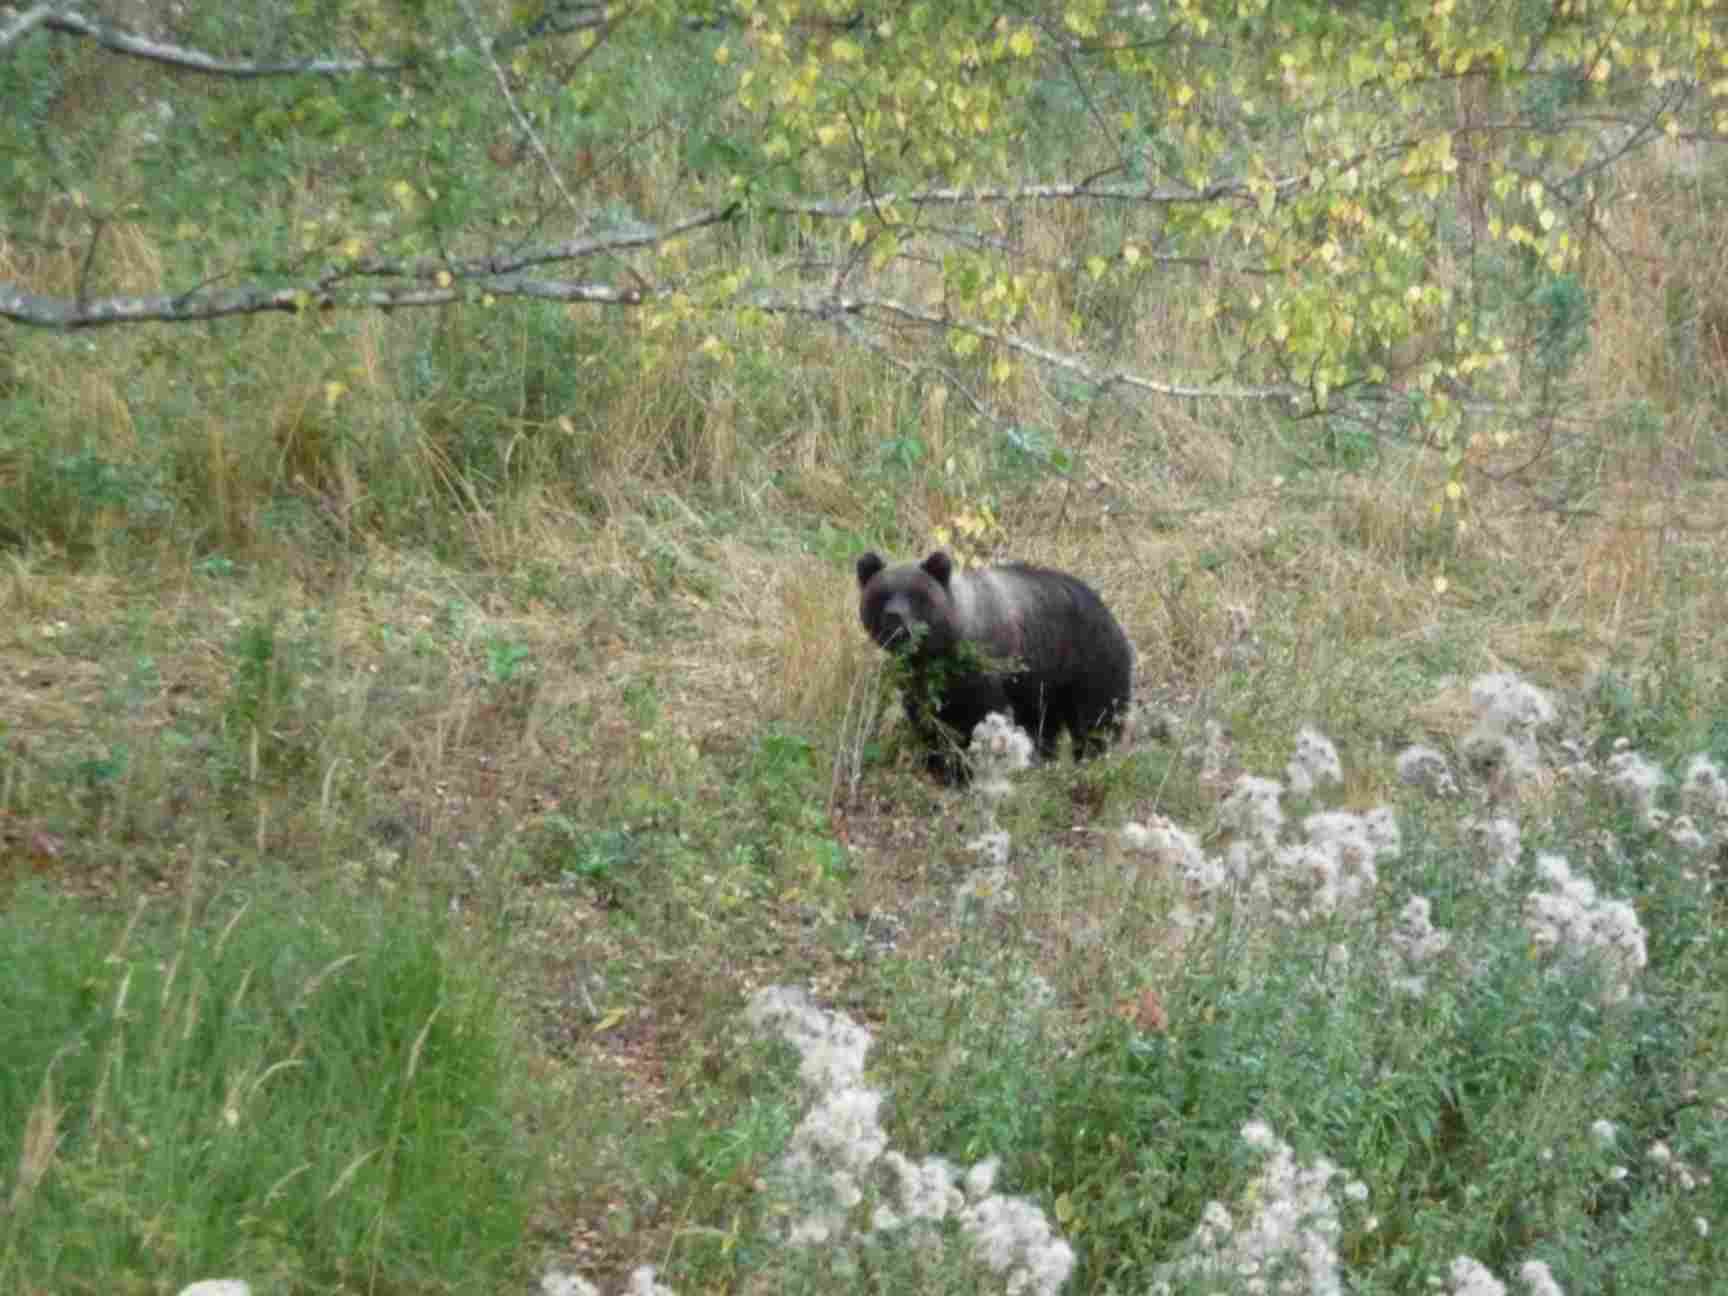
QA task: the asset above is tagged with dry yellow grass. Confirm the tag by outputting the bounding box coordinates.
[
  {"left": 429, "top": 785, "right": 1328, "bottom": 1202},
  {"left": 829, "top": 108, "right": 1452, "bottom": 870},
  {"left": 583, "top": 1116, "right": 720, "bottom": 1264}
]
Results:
[{"left": 9, "top": 170, "right": 1718, "bottom": 736}]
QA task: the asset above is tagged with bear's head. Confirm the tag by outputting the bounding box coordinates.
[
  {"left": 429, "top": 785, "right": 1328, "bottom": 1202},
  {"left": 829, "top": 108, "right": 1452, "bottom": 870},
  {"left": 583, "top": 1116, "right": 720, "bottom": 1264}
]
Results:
[{"left": 856, "top": 550, "right": 960, "bottom": 659}]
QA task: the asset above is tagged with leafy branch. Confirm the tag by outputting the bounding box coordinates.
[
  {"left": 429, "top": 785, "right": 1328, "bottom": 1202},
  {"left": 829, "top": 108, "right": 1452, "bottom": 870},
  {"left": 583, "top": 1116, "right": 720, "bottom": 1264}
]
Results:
[
  {"left": 7, "top": 0, "right": 1727, "bottom": 449},
  {"left": 0, "top": 172, "right": 1288, "bottom": 331},
  {"left": 778, "top": 293, "right": 1300, "bottom": 407}
]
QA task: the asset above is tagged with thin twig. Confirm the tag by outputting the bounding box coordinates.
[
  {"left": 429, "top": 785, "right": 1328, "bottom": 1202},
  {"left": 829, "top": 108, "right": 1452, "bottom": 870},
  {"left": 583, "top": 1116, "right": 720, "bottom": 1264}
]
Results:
[{"left": 456, "top": 0, "right": 583, "bottom": 224}]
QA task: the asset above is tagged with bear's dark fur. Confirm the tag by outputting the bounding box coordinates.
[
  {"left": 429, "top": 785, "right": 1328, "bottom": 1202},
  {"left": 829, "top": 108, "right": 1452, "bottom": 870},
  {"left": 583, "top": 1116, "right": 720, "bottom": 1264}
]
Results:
[{"left": 856, "top": 550, "right": 1133, "bottom": 782}]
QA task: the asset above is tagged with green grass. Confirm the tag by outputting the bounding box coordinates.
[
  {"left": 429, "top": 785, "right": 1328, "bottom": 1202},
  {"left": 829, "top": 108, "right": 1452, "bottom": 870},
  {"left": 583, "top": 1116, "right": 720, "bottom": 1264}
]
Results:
[{"left": 0, "top": 882, "right": 534, "bottom": 1294}]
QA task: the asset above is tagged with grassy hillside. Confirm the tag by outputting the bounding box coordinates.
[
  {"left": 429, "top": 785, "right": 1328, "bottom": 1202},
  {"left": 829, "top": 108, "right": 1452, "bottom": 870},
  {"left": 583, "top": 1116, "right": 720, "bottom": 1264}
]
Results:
[{"left": 3, "top": 5, "right": 1727, "bottom": 1294}]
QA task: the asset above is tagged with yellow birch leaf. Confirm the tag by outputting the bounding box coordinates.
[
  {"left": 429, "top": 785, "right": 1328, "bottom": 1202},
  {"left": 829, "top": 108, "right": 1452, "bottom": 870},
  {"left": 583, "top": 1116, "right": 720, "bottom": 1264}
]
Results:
[{"left": 593, "top": 1008, "right": 629, "bottom": 1034}]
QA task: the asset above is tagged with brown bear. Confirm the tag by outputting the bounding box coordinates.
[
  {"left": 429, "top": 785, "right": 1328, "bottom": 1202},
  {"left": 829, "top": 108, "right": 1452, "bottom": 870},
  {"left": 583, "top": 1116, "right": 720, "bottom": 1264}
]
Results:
[{"left": 856, "top": 550, "right": 1134, "bottom": 783}]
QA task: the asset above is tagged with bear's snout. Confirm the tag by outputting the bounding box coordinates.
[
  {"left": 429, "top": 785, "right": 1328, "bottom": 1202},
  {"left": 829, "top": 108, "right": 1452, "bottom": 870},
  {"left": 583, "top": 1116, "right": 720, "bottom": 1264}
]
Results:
[
  {"left": 874, "top": 610, "right": 918, "bottom": 651},
  {"left": 865, "top": 593, "right": 924, "bottom": 653}
]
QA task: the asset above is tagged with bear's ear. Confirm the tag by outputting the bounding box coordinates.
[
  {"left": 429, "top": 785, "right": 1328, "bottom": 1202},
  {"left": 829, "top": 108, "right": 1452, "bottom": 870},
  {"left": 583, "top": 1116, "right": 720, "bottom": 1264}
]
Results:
[
  {"left": 856, "top": 552, "right": 886, "bottom": 588},
  {"left": 920, "top": 551, "right": 955, "bottom": 586}
]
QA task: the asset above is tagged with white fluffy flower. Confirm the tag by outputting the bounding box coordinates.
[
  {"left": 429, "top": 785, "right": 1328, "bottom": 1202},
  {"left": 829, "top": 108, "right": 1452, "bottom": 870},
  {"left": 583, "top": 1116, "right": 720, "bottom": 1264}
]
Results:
[
  {"left": 1386, "top": 895, "right": 1452, "bottom": 996},
  {"left": 1518, "top": 1260, "right": 1565, "bottom": 1296},
  {"left": 1396, "top": 743, "right": 1458, "bottom": 797},
  {"left": 1462, "top": 814, "right": 1523, "bottom": 886},
  {"left": 775, "top": 1086, "right": 887, "bottom": 1243},
  {"left": 1604, "top": 750, "right": 1666, "bottom": 825},
  {"left": 1462, "top": 672, "right": 1555, "bottom": 791},
  {"left": 1446, "top": 1256, "right": 1566, "bottom": 1296},
  {"left": 745, "top": 987, "right": 872, "bottom": 1092},
  {"left": 964, "top": 1158, "right": 1000, "bottom": 1200},
  {"left": 1448, "top": 1255, "right": 1508, "bottom": 1296},
  {"left": 1680, "top": 754, "right": 1728, "bottom": 822},
  {"left": 539, "top": 1270, "right": 674, "bottom": 1296},
  {"left": 622, "top": 1268, "right": 676, "bottom": 1296},
  {"left": 966, "top": 830, "right": 1013, "bottom": 869},
  {"left": 1221, "top": 775, "right": 1286, "bottom": 843},
  {"left": 1360, "top": 806, "right": 1402, "bottom": 855},
  {"left": 970, "top": 712, "right": 1034, "bottom": 804},
  {"left": 1471, "top": 672, "right": 1556, "bottom": 732},
  {"left": 1273, "top": 809, "right": 1398, "bottom": 918},
  {"left": 1154, "top": 1124, "right": 1349, "bottom": 1296},
  {"left": 1522, "top": 854, "right": 1647, "bottom": 1003},
  {"left": 1646, "top": 1140, "right": 1707, "bottom": 1192},
  {"left": 873, "top": 1153, "right": 963, "bottom": 1230},
  {"left": 784, "top": 1087, "right": 886, "bottom": 1177},
  {"left": 1121, "top": 816, "right": 1226, "bottom": 891},
  {"left": 1666, "top": 814, "right": 1707, "bottom": 853},
  {"left": 1286, "top": 727, "right": 1344, "bottom": 797},
  {"left": 748, "top": 986, "right": 1074, "bottom": 1291},
  {"left": 960, "top": 1194, "right": 1076, "bottom": 1296},
  {"left": 1241, "top": 1120, "right": 1277, "bottom": 1150}
]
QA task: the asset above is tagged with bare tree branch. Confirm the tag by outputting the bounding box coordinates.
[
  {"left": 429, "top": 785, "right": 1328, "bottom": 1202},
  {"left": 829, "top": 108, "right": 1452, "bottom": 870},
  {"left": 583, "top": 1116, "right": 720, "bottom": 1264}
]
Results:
[
  {"left": 0, "top": 4, "right": 44, "bottom": 51},
  {"left": 492, "top": 1, "right": 614, "bottom": 55},
  {"left": 0, "top": 2, "right": 608, "bottom": 77},
  {"left": 350, "top": 206, "right": 741, "bottom": 282},
  {"left": 0, "top": 273, "right": 646, "bottom": 327},
  {"left": 0, "top": 205, "right": 741, "bottom": 328},
  {"left": 763, "top": 176, "right": 1305, "bottom": 219}
]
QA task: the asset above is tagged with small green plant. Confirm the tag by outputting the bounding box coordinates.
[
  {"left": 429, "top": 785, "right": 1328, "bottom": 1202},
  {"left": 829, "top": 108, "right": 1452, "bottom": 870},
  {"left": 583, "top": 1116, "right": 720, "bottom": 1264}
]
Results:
[
  {"left": 69, "top": 744, "right": 127, "bottom": 802},
  {"left": 623, "top": 677, "right": 662, "bottom": 731},
  {"left": 997, "top": 422, "right": 1073, "bottom": 477},
  {"left": 549, "top": 820, "right": 644, "bottom": 902},
  {"left": 483, "top": 635, "right": 534, "bottom": 685},
  {"left": 883, "top": 638, "right": 1022, "bottom": 779},
  {"left": 222, "top": 612, "right": 319, "bottom": 779},
  {"left": 735, "top": 730, "right": 847, "bottom": 886},
  {"left": 879, "top": 434, "right": 927, "bottom": 473}
]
